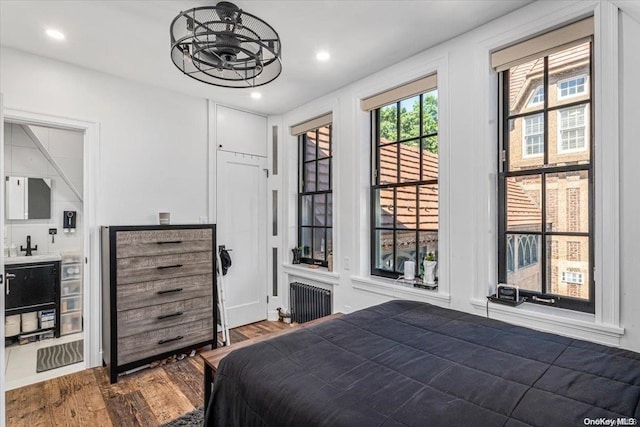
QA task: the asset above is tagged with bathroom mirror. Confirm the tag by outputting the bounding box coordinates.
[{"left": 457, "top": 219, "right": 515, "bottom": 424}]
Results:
[{"left": 5, "top": 176, "right": 52, "bottom": 220}]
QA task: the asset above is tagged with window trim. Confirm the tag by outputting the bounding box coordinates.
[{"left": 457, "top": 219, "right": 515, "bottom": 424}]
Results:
[
  {"left": 557, "top": 104, "right": 589, "bottom": 154},
  {"left": 557, "top": 74, "right": 587, "bottom": 100}
]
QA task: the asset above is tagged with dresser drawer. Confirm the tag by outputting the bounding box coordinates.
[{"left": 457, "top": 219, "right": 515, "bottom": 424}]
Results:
[
  {"left": 117, "top": 296, "right": 213, "bottom": 338},
  {"left": 116, "top": 229, "right": 212, "bottom": 246},
  {"left": 116, "top": 274, "right": 213, "bottom": 311},
  {"left": 116, "top": 239, "right": 212, "bottom": 259},
  {"left": 117, "top": 318, "right": 213, "bottom": 365},
  {"left": 116, "top": 251, "right": 212, "bottom": 285}
]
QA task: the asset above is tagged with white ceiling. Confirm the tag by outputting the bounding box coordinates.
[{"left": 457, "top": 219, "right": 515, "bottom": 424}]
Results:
[{"left": 0, "top": 0, "right": 534, "bottom": 115}]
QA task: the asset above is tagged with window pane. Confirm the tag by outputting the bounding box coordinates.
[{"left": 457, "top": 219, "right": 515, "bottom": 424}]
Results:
[
  {"left": 396, "top": 186, "right": 417, "bottom": 229},
  {"left": 313, "top": 194, "right": 326, "bottom": 226},
  {"left": 326, "top": 194, "right": 333, "bottom": 227},
  {"left": 317, "top": 126, "right": 331, "bottom": 158},
  {"left": 506, "top": 175, "right": 542, "bottom": 232},
  {"left": 326, "top": 228, "right": 333, "bottom": 255},
  {"left": 399, "top": 140, "right": 421, "bottom": 182},
  {"left": 548, "top": 104, "right": 590, "bottom": 166},
  {"left": 317, "top": 158, "right": 330, "bottom": 191},
  {"left": 508, "top": 115, "right": 545, "bottom": 172},
  {"left": 545, "top": 171, "right": 589, "bottom": 233},
  {"left": 305, "top": 131, "right": 317, "bottom": 161},
  {"left": 399, "top": 96, "right": 420, "bottom": 140},
  {"left": 379, "top": 103, "right": 398, "bottom": 143},
  {"left": 423, "top": 90, "right": 438, "bottom": 134},
  {"left": 374, "top": 230, "right": 394, "bottom": 271},
  {"left": 506, "top": 234, "right": 542, "bottom": 292},
  {"left": 548, "top": 41, "right": 590, "bottom": 108},
  {"left": 379, "top": 143, "right": 398, "bottom": 184},
  {"left": 374, "top": 188, "right": 394, "bottom": 228},
  {"left": 301, "top": 195, "right": 313, "bottom": 226},
  {"left": 313, "top": 228, "right": 326, "bottom": 261},
  {"left": 528, "top": 86, "right": 544, "bottom": 107},
  {"left": 422, "top": 137, "right": 438, "bottom": 181},
  {"left": 509, "top": 57, "right": 544, "bottom": 116},
  {"left": 418, "top": 231, "right": 438, "bottom": 263},
  {"left": 546, "top": 235, "right": 589, "bottom": 300},
  {"left": 396, "top": 230, "right": 417, "bottom": 271},
  {"left": 304, "top": 162, "right": 316, "bottom": 192},
  {"left": 418, "top": 184, "right": 438, "bottom": 230},
  {"left": 301, "top": 228, "right": 312, "bottom": 258}
]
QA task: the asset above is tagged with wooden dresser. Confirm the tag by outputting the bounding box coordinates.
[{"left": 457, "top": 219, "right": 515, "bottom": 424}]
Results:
[{"left": 101, "top": 224, "right": 216, "bottom": 383}]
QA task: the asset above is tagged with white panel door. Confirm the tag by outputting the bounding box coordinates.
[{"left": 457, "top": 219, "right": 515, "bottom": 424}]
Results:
[{"left": 217, "top": 150, "right": 267, "bottom": 328}]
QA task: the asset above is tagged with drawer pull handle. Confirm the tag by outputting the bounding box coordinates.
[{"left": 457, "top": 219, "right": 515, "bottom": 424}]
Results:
[
  {"left": 157, "top": 264, "right": 183, "bottom": 270},
  {"left": 157, "top": 241, "right": 183, "bottom": 245},
  {"left": 157, "top": 311, "right": 183, "bottom": 320},
  {"left": 157, "top": 288, "right": 183, "bottom": 295},
  {"left": 158, "top": 336, "right": 184, "bottom": 345}
]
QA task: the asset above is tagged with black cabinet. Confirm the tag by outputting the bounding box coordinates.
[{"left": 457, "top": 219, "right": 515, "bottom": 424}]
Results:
[{"left": 5, "top": 261, "right": 61, "bottom": 338}]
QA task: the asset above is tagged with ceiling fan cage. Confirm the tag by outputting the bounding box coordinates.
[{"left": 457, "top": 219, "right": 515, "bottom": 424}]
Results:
[{"left": 170, "top": 3, "right": 282, "bottom": 88}]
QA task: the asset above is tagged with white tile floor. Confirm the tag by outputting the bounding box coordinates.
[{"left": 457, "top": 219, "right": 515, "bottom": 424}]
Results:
[{"left": 4, "top": 332, "right": 85, "bottom": 390}]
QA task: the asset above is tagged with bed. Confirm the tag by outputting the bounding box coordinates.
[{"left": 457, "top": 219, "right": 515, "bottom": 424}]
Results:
[{"left": 206, "top": 300, "right": 640, "bottom": 426}]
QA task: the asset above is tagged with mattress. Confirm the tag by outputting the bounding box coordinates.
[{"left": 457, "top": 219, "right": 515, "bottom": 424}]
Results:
[{"left": 206, "top": 300, "right": 640, "bottom": 426}]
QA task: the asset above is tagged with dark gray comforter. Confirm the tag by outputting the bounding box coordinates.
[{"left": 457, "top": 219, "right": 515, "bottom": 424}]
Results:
[{"left": 206, "top": 300, "right": 640, "bottom": 426}]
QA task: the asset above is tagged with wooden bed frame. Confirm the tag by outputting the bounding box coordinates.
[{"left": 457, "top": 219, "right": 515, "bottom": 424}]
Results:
[{"left": 200, "top": 313, "right": 343, "bottom": 406}]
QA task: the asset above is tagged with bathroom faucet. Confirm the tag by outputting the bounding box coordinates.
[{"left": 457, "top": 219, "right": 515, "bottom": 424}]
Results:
[{"left": 20, "top": 235, "right": 38, "bottom": 256}]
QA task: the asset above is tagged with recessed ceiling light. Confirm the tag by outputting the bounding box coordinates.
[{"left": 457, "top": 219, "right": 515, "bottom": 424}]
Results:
[
  {"left": 46, "top": 29, "right": 65, "bottom": 40},
  {"left": 251, "top": 92, "right": 262, "bottom": 99},
  {"left": 316, "top": 51, "right": 330, "bottom": 62}
]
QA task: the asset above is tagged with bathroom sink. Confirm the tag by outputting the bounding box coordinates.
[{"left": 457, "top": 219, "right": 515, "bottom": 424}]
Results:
[{"left": 4, "top": 253, "right": 62, "bottom": 265}]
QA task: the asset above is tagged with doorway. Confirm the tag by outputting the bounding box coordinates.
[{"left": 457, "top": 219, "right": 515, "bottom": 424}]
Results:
[
  {"left": 2, "top": 121, "right": 85, "bottom": 389},
  {"left": 216, "top": 150, "right": 268, "bottom": 328},
  {"left": 1, "top": 108, "right": 99, "bottom": 399}
]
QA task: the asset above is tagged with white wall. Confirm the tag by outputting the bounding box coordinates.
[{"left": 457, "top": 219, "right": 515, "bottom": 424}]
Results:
[
  {"left": 0, "top": 47, "right": 209, "bottom": 226},
  {"left": 277, "top": 1, "right": 640, "bottom": 352},
  {"left": 4, "top": 123, "right": 83, "bottom": 256}
]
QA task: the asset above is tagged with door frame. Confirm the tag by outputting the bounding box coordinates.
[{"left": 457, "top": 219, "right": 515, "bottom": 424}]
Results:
[
  {"left": 208, "top": 101, "right": 270, "bottom": 327},
  {"left": 2, "top": 107, "right": 101, "bottom": 369},
  {"left": 1, "top": 93, "right": 5, "bottom": 419}
]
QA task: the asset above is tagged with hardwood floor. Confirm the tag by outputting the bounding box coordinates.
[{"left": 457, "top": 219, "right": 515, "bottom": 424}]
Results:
[{"left": 5, "top": 320, "right": 292, "bottom": 426}]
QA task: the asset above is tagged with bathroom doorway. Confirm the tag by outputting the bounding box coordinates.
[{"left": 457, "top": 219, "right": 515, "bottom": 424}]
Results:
[
  {"left": 2, "top": 120, "right": 86, "bottom": 389},
  {"left": 0, "top": 108, "right": 100, "bottom": 398}
]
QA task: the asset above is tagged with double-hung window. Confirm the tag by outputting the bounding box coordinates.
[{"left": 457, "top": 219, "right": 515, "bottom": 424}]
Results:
[
  {"left": 494, "top": 18, "right": 594, "bottom": 312},
  {"left": 295, "top": 117, "right": 333, "bottom": 266},
  {"left": 363, "top": 74, "right": 438, "bottom": 279}
]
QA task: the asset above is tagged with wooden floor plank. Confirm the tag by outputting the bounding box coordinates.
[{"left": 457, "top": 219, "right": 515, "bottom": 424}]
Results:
[
  {"left": 105, "top": 390, "right": 159, "bottom": 427},
  {"left": 133, "top": 364, "right": 196, "bottom": 424},
  {"left": 162, "top": 357, "right": 205, "bottom": 408},
  {"left": 5, "top": 381, "right": 52, "bottom": 427},
  {"left": 5, "top": 320, "right": 287, "bottom": 426},
  {"left": 43, "top": 369, "right": 110, "bottom": 427}
]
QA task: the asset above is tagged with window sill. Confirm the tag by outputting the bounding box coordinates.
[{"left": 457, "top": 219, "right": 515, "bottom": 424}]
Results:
[
  {"left": 282, "top": 264, "right": 340, "bottom": 285},
  {"left": 351, "top": 276, "right": 451, "bottom": 305},
  {"left": 469, "top": 298, "right": 624, "bottom": 347}
]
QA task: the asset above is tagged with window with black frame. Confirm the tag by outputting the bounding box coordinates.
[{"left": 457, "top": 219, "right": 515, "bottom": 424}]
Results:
[
  {"left": 298, "top": 125, "right": 332, "bottom": 266},
  {"left": 370, "top": 85, "right": 438, "bottom": 279},
  {"left": 496, "top": 18, "right": 594, "bottom": 313}
]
